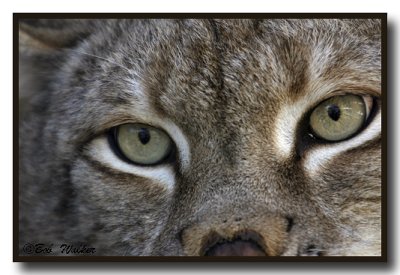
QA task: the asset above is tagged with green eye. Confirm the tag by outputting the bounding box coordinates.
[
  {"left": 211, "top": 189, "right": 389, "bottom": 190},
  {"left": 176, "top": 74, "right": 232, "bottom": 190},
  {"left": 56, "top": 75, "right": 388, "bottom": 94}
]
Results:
[
  {"left": 309, "top": 94, "right": 372, "bottom": 142},
  {"left": 114, "top": 123, "right": 173, "bottom": 165}
]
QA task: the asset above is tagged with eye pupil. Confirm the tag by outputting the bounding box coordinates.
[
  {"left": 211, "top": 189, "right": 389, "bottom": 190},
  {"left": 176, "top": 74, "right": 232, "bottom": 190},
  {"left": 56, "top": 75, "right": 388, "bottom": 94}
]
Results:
[
  {"left": 138, "top": 128, "right": 151, "bottom": 144},
  {"left": 327, "top": 104, "right": 341, "bottom": 121}
]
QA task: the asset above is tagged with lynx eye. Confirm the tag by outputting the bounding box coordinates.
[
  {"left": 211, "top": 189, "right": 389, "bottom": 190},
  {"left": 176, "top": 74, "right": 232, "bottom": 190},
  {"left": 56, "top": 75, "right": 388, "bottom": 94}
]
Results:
[
  {"left": 112, "top": 123, "right": 173, "bottom": 165},
  {"left": 309, "top": 94, "right": 373, "bottom": 142}
]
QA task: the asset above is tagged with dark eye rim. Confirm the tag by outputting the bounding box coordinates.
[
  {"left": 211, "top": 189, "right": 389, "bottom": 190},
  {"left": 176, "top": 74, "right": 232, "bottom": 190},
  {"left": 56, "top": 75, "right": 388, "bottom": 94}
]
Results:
[
  {"left": 107, "top": 124, "right": 177, "bottom": 167},
  {"left": 295, "top": 94, "right": 380, "bottom": 157}
]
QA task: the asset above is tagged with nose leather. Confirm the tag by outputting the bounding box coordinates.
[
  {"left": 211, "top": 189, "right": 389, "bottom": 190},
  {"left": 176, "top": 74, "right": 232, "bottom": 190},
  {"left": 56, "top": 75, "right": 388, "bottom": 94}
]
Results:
[{"left": 204, "top": 239, "right": 266, "bottom": 256}]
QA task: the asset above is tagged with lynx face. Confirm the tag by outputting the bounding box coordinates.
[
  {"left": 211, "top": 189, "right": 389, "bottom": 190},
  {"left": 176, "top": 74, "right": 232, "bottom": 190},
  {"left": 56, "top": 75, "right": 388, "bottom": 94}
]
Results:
[{"left": 19, "top": 18, "right": 382, "bottom": 256}]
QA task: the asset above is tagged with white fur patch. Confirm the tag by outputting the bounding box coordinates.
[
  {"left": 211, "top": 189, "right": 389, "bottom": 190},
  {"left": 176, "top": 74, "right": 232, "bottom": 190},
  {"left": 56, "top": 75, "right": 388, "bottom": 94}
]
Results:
[
  {"left": 274, "top": 105, "right": 297, "bottom": 158},
  {"left": 88, "top": 137, "right": 176, "bottom": 191}
]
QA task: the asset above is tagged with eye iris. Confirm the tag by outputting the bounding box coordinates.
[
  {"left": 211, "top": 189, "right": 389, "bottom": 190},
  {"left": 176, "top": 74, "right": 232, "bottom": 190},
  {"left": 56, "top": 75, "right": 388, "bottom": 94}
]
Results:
[
  {"left": 327, "top": 104, "right": 341, "bottom": 121},
  {"left": 309, "top": 94, "right": 369, "bottom": 142},
  {"left": 115, "top": 123, "right": 173, "bottom": 165},
  {"left": 138, "top": 128, "right": 151, "bottom": 144}
]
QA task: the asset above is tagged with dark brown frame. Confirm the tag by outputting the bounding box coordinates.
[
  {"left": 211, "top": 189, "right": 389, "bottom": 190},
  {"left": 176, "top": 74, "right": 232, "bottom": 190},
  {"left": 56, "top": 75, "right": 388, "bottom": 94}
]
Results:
[{"left": 13, "top": 13, "right": 387, "bottom": 262}]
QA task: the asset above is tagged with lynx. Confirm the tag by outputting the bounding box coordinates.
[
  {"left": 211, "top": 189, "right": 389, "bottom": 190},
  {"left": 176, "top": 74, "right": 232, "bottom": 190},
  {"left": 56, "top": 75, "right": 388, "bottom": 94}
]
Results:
[{"left": 18, "top": 18, "right": 382, "bottom": 256}]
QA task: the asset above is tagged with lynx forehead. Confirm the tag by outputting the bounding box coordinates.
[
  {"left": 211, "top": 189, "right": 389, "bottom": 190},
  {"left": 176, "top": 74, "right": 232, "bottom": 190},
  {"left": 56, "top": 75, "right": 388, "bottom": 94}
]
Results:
[{"left": 19, "top": 18, "right": 382, "bottom": 257}]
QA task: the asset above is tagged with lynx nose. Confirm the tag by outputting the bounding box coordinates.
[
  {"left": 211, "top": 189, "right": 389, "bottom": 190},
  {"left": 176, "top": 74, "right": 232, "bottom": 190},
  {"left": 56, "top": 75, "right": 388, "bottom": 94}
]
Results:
[
  {"left": 202, "top": 231, "right": 267, "bottom": 256},
  {"left": 204, "top": 239, "right": 266, "bottom": 256}
]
